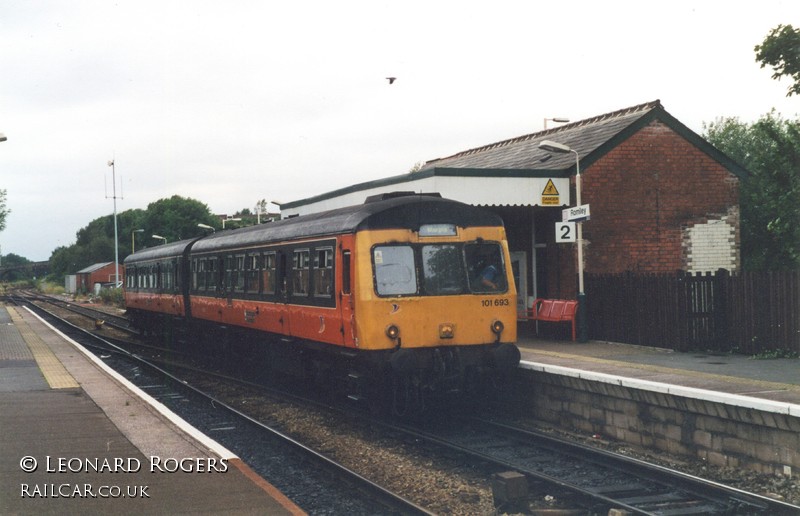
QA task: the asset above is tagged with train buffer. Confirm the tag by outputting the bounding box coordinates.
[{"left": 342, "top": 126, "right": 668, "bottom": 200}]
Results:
[{"left": 518, "top": 298, "right": 578, "bottom": 341}]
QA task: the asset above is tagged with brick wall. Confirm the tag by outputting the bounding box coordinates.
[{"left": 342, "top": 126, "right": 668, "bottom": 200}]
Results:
[
  {"left": 578, "top": 120, "right": 740, "bottom": 275},
  {"left": 511, "top": 369, "right": 800, "bottom": 477}
]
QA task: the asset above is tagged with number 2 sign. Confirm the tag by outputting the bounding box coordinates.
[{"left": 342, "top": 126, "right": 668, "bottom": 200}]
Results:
[{"left": 555, "top": 221, "right": 576, "bottom": 243}]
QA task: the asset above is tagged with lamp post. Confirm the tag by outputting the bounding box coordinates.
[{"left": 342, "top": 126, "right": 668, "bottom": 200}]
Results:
[
  {"left": 107, "top": 160, "right": 121, "bottom": 287},
  {"left": 197, "top": 223, "right": 215, "bottom": 233},
  {"left": 131, "top": 229, "right": 144, "bottom": 253},
  {"left": 0, "top": 134, "right": 4, "bottom": 266},
  {"left": 539, "top": 139, "right": 588, "bottom": 342},
  {"left": 152, "top": 234, "right": 167, "bottom": 245}
]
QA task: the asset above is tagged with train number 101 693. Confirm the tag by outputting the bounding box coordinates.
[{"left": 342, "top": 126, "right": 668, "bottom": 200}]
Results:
[{"left": 481, "top": 298, "right": 510, "bottom": 307}]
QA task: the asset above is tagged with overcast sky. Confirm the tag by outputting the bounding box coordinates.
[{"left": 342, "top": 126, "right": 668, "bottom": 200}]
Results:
[{"left": 1, "top": 0, "right": 797, "bottom": 261}]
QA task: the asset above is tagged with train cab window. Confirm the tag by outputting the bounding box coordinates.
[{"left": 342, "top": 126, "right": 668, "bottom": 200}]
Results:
[
  {"left": 262, "top": 252, "right": 277, "bottom": 295},
  {"left": 373, "top": 245, "right": 417, "bottom": 296},
  {"left": 313, "top": 248, "right": 334, "bottom": 297},
  {"left": 292, "top": 249, "right": 310, "bottom": 296},
  {"left": 421, "top": 245, "right": 466, "bottom": 295},
  {"left": 465, "top": 242, "right": 507, "bottom": 293}
]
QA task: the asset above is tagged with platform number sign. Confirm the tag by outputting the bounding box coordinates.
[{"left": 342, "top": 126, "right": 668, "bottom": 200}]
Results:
[{"left": 555, "top": 221, "right": 576, "bottom": 243}]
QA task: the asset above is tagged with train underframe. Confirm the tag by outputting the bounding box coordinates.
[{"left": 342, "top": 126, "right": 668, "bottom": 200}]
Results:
[{"left": 128, "top": 308, "right": 520, "bottom": 415}]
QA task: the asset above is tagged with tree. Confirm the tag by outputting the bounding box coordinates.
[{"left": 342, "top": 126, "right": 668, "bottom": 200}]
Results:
[
  {"left": 0, "top": 189, "right": 9, "bottom": 232},
  {"left": 141, "top": 196, "right": 217, "bottom": 243},
  {"left": 755, "top": 24, "right": 800, "bottom": 97},
  {"left": 46, "top": 196, "right": 216, "bottom": 281},
  {"left": 704, "top": 111, "right": 800, "bottom": 270}
]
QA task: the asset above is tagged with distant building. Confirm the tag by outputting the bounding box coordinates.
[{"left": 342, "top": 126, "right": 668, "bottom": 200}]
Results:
[
  {"left": 75, "top": 262, "right": 124, "bottom": 294},
  {"left": 281, "top": 100, "right": 745, "bottom": 308}
]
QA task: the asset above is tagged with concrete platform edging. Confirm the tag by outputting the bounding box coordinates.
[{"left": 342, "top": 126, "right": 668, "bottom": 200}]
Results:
[
  {"left": 21, "top": 306, "right": 237, "bottom": 461},
  {"left": 520, "top": 360, "right": 800, "bottom": 417}
]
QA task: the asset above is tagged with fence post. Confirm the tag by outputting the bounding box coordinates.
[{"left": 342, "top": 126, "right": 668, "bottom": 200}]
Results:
[{"left": 714, "top": 268, "right": 730, "bottom": 351}]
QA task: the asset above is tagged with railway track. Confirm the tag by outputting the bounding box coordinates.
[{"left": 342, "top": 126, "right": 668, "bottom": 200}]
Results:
[
  {"left": 14, "top": 291, "right": 800, "bottom": 514},
  {"left": 386, "top": 416, "right": 800, "bottom": 515},
  {"left": 9, "top": 294, "right": 432, "bottom": 516}
]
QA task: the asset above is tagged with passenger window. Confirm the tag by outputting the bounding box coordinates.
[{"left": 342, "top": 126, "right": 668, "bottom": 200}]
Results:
[
  {"left": 373, "top": 245, "right": 417, "bottom": 296},
  {"left": 262, "top": 252, "right": 277, "bottom": 295},
  {"left": 292, "top": 250, "right": 310, "bottom": 296},
  {"left": 313, "top": 248, "right": 334, "bottom": 297},
  {"left": 245, "top": 254, "right": 261, "bottom": 294}
]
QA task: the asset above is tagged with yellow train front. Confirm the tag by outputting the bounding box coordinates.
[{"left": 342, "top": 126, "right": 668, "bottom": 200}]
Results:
[{"left": 343, "top": 194, "right": 520, "bottom": 412}]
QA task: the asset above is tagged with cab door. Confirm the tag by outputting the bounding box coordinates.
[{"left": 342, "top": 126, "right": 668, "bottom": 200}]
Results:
[{"left": 339, "top": 248, "right": 356, "bottom": 347}]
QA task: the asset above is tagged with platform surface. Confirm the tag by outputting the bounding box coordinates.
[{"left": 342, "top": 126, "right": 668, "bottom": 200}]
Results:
[
  {"left": 0, "top": 305, "right": 304, "bottom": 515},
  {"left": 517, "top": 331, "right": 800, "bottom": 414}
]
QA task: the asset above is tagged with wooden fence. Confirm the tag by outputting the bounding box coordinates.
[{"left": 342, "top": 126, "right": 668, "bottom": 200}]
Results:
[{"left": 585, "top": 270, "right": 800, "bottom": 354}]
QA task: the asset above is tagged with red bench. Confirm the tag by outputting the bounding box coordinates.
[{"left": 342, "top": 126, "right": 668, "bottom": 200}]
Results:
[{"left": 518, "top": 298, "right": 579, "bottom": 341}]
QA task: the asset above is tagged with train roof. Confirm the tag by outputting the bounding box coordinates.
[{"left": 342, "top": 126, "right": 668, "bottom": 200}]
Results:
[
  {"left": 123, "top": 237, "right": 200, "bottom": 264},
  {"left": 190, "top": 194, "right": 503, "bottom": 254}
]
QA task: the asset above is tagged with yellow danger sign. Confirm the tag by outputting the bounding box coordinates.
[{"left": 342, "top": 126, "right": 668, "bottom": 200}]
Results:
[{"left": 541, "top": 179, "right": 560, "bottom": 205}]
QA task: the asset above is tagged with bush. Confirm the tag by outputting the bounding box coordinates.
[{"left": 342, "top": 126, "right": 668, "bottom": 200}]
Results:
[{"left": 98, "top": 287, "right": 125, "bottom": 308}]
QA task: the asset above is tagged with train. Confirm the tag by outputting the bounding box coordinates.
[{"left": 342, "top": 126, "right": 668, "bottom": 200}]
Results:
[{"left": 123, "top": 192, "right": 520, "bottom": 413}]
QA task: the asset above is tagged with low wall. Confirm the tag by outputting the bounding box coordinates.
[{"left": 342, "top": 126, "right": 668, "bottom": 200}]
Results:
[{"left": 512, "top": 366, "right": 800, "bottom": 477}]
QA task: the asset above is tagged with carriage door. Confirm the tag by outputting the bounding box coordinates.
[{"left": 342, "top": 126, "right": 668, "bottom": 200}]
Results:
[
  {"left": 277, "top": 250, "right": 290, "bottom": 334},
  {"left": 339, "top": 249, "right": 355, "bottom": 346}
]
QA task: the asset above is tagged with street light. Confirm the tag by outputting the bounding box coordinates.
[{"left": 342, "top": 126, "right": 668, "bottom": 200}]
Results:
[
  {"left": 131, "top": 229, "right": 144, "bottom": 253},
  {"left": 543, "top": 117, "right": 569, "bottom": 129},
  {"left": 197, "top": 223, "right": 215, "bottom": 233},
  {"left": 152, "top": 234, "right": 167, "bottom": 245},
  {"left": 222, "top": 217, "right": 241, "bottom": 229},
  {"left": 0, "top": 133, "right": 7, "bottom": 142},
  {"left": 539, "top": 139, "right": 588, "bottom": 342}
]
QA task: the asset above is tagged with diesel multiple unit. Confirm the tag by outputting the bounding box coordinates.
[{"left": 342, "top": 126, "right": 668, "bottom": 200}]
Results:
[{"left": 124, "top": 193, "right": 520, "bottom": 412}]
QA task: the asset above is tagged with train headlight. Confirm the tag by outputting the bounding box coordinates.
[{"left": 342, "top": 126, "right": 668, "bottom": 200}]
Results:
[
  {"left": 439, "top": 323, "right": 455, "bottom": 339},
  {"left": 491, "top": 319, "right": 504, "bottom": 335},
  {"left": 386, "top": 324, "right": 400, "bottom": 340}
]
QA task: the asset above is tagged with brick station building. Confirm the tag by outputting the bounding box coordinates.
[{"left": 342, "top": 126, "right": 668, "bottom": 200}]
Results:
[{"left": 282, "top": 100, "right": 746, "bottom": 312}]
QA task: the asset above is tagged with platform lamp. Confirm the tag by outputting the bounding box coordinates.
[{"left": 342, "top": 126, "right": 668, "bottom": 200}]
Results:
[
  {"left": 539, "top": 139, "right": 588, "bottom": 343},
  {"left": 222, "top": 217, "right": 241, "bottom": 229},
  {"left": 197, "top": 223, "right": 215, "bottom": 233},
  {"left": 152, "top": 234, "right": 167, "bottom": 245},
  {"left": 131, "top": 229, "right": 144, "bottom": 254},
  {"left": 0, "top": 134, "right": 4, "bottom": 267}
]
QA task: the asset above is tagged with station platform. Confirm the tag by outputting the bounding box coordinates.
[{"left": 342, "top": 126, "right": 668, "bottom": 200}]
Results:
[
  {"left": 517, "top": 333, "right": 800, "bottom": 415},
  {"left": 0, "top": 305, "right": 305, "bottom": 516}
]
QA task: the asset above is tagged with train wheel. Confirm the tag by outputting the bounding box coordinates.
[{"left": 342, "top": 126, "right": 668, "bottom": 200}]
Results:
[{"left": 391, "top": 373, "right": 424, "bottom": 417}]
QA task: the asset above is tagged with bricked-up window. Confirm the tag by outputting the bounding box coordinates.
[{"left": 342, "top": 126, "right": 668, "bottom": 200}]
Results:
[
  {"left": 292, "top": 249, "right": 310, "bottom": 296},
  {"left": 313, "top": 248, "right": 334, "bottom": 297},
  {"left": 262, "top": 252, "right": 277, "bottom": 295}
]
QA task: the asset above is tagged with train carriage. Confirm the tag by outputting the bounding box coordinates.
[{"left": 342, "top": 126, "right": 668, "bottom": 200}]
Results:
[{"left": 124, "top": 193, "right": 520, "bottom": 412}]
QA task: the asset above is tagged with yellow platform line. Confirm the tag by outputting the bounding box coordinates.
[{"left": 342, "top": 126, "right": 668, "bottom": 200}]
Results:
[{"left": 7, "top": 307, "right": 79, "bottom": 389}]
